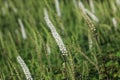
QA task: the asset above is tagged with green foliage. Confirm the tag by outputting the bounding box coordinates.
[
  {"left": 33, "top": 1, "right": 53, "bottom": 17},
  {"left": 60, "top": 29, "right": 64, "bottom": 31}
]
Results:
[{"left": 0, "top": 0, "right": 120, "bottom": 80}]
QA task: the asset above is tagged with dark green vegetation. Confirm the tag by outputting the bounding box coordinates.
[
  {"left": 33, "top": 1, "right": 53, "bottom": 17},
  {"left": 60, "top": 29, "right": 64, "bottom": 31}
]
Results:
[{"left": 0, "top": 0, "right": 120, "bottom": 80}]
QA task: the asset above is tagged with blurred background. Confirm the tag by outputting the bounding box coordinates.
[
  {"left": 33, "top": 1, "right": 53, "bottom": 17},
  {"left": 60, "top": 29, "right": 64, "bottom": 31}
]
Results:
[{"left": 0, "top": 0, "right": 120, "bottom": 80}]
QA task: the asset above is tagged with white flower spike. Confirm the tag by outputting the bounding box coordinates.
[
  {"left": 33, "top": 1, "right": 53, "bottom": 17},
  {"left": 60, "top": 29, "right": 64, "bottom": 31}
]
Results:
[
  {"left": 18, "top": 18, "right": 27, "bottom": 40},
  {"left": 89, "top": 0, "right": 95, "bottom": 13},
  {"left": 44, "top": 8, "right": 67, "bottom": 55},
  {"left": 116, "top": 0, "right": 120, "bottom": 5},
  {"left": 85, "top": 9, "right": 99, "bottom": 22},
  {"left": 55, "top": 0, "right": 61, "bottom": 17},
  {"left": 79, "top": 1, "right": 86, "bottom": 13},
  {"left": 17, "top": 56, "right": 33, "bottom": 80},
  {"left": 112, "top": 17, "right": 117, "bottom": 30},
  {"left": 79, "top": 1, "right": 99, "bottom": 22}
]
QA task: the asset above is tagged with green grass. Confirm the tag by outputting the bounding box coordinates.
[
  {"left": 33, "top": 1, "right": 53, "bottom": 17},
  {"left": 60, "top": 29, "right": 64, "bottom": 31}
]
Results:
[{"left": 0, "top": 0, "right": 120, "bottom": 80}]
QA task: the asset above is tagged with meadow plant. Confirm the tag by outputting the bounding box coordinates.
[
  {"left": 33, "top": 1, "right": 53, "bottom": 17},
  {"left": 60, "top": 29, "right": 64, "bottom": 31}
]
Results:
[
  {"left": 18, "top": 18, "right": 27, "bottom": 40},
  {"left": 44, "top": 8, "right": 67, "bottom": 55},
  {"left": 79, "top": 1, "right": 99, "bottom": 22},
  {"left": 17, "top": 56, "right": 33, "bottom": 80},
  {"left": 55, "top": 0, "right": 61, "bottom": 17},
  {"left": 1, "top": 0, "right": 120, "bottom": 79},
  {"left": 112, "top": 17, "right": 117, "bottom": 30},
  {"left": 85, "top": 9, "right": 99, "bottom": 22},
  {"left": 116, "top": 0, "right": 120, "bottom": 5},
  {"left": 79, "top": 1, "right": 86, "bottom": 13},
  {"left": 89, "top": 0, "right": 95, "bottom": 13}
]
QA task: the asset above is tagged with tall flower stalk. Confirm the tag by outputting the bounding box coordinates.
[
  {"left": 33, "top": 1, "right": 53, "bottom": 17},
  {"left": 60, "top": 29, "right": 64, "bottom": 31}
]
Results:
[
  {"left": 79, "top": 1, "right": 99, "bottom": 22},
  {"left": 116, "top": 0, "right": 120, "bottom": 5},
  {"left": 18, "top": 18, "right": 27, "bottom": 40},
  {"left": 79, "top": 1, "right": 86, "bottom": 13},
  {"left": 88, "top": 31, "right": 93, "bottom": 50},
  {"left": 44, "top": 8, "right": 67, "bottom": 55},
  {"left": 89, "top": 0, "right": 95, "bottom": 13},
  {"left": 17, "top": 56, "right": 33, "bottom": 80},
  {"left": 44, "top": 8, "right": 75, "bottom": 80},
  {"left": 85, "top": 9, "right": 99, "bottom": 22},
  {"left": 55, "top": 0, "right": 61, "bottom": 17},
  {"left": 112, "top": 17, "right": 117, "bottom": 30}
]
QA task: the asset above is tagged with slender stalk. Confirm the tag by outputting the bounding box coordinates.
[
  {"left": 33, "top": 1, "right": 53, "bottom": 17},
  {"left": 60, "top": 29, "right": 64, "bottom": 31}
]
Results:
[{"left": 17, "top": 56, "right": 33, "bottom": 80}]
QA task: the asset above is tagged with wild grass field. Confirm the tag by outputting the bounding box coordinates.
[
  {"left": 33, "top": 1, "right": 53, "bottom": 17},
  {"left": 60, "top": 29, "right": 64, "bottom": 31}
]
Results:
[{"left": 0, "top": 0, "right": 120, "bottom": 80}]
